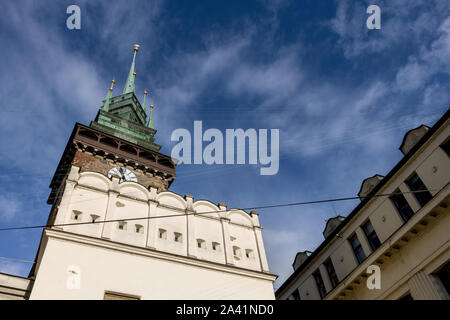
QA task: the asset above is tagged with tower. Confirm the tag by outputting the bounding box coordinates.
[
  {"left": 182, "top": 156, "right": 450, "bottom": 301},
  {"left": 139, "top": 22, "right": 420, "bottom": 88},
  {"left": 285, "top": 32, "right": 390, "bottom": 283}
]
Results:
[
  {"left": 47, "top": 45, "right": 175, "bottom": 206},
  {"left": 27, "top": 46, "right": 276, "bottom": 300}
]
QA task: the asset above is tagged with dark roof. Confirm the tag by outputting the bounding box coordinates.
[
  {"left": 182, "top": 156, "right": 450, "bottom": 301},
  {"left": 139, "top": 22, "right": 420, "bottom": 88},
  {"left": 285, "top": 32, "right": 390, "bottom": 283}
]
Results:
[
  {"left": 357, "top": 174, "right": 384, "bottom": 198},
  {"left": 276, "top": 108, "right": 450, "bottom": 297},
  {"left": 291, "top": 251, "right": 313, "bottom": 269},
  {"left": 398, "top": 124, "right": 430, "bottom": 153},
  {"left": 322, "top": 215, "right": 346, "bottom": 236}
]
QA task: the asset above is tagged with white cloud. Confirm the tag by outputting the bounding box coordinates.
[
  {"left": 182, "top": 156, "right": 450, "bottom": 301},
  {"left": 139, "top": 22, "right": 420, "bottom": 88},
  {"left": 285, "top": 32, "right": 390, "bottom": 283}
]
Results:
[
  {"left": 330, "top": 0, "right": 449, "bottom": 58},
  {"left": 396, "top": 16, "right": 450, "bottom": 93},
  {"left": 0, "top": 195, "right": 21, "bottom": 222},
  {"left": 155, "top": 36, "right": 251, "bottom": 113},
  {"left": 0, "top": 2, "right": 106, "bottom": 172},
  {"left": 228, "top": 46, "right": 303, "bottom": 102}
]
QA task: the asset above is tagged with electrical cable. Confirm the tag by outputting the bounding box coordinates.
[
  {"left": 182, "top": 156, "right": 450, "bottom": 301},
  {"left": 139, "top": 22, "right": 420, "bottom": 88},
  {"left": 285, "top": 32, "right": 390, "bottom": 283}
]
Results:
[{"left": 0, "top": 188, "right": 443, "bottom": 232}]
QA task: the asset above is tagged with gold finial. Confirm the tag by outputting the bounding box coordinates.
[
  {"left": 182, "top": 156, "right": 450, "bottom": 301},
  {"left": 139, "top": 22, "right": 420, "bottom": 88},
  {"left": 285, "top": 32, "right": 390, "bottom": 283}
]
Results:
[
  {"left": 150, "top": 101, "right": 155, "bottom": 109},
  {"left": 144, "top": 89, "right": 148, "bottom": 95},
  {"left": 133, "top": 44, "right": 140, "bottom": 52},
  {"left": 133, "top": 72, "right": 136, "bottom": 76},
  {"left": 109, "top": 78, "right": 115, "bottom": 91}
]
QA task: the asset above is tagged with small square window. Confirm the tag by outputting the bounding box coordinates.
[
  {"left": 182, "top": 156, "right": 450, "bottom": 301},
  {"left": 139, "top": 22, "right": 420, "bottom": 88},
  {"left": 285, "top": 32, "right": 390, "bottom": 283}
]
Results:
[
  {"left": 324, "top": 259, "right": 339, "bottom": 289},
  {"left": 390, "top": 190, "right": 415, "bottom": 222},
  {"left": 313, "top": 270, "right": 327, "bottom": 299},
  {"left": 90, "top": 214, "right": 100, "bottom": 223},
  {"left": 441, "top": 139, "right": 450, "bottom": 157},
  {"left": 233, "top": 246, "right": 241, "bottom": 257},
  {"left": 197, "top": 239, "right": 205, "bottom": 249},
  {"left": 118, "top": 221, "right": 127, "bottom": 230},
  {"left": 71, "top": 210, "right": 82, "bottom": 221},
  {"left": 174, "top": 232, "right": 182, "bottom": 243},
  {"left": 405, "top": 173, "right": 432, "bottom": 207},
  {"left": 349, "top": 234, "right": 366, "bottom": 264},
  {"left": 245, "top": 249, "right": 254, "bottom": 259},
  {"left": 135, "top": 224, "right": 144, "bottom": 234},
  {"left": 362, "top": 220, "right": 381, "bottom": 251},
  {"left": 159, "top": 229, "right": 167, "bottom": 239},
  {"left": 212, "top": 242, "right": 220, "bottom": 251}
]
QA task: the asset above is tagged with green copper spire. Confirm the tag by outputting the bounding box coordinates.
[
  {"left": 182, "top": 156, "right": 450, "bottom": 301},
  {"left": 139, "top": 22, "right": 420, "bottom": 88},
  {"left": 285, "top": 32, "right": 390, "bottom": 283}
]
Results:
[
  {"left": 101, "top": 79, "right": 115, "bottom": 112},
  {"left": 147, "top": 102, "right": 154, "bottom": 129},
  {"left": 91, "top": 45, "right": 162, "bottom": 152},
  {"left": 123, "top": 44, "right": 139, "bottom": 94},
  {"left": 142, "top": 89, "right": 148, "bottom": 112}
]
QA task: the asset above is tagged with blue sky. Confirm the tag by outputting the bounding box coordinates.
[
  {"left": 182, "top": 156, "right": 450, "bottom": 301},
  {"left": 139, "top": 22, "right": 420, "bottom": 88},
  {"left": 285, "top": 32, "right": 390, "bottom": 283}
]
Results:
[{"left": 0, "top": 0, "right": 449, "bottom": 289}]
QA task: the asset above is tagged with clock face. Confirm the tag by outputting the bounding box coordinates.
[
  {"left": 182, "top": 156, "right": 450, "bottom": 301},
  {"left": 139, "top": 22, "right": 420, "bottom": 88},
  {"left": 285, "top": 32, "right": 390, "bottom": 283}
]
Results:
[{"left": 107, "top": 166, "right": 137, "bottom": 183}]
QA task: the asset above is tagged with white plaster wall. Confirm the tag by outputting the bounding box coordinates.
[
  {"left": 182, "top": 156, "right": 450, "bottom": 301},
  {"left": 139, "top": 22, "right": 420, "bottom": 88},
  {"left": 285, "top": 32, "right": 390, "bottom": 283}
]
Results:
[
  {"left": 64, "top": 186, "right": 108, "bottom": 238},
  {"left": 29, "top": 234, "right": 275, "bottom": 300},
  {"left": 329, "top": 241, "right": 358, "bottom": 282},
  {"left": 228, "top": 222, "right": 261, "bottom": 271},
  {"left": 369, "top": 200, "right": 404, "bottom": 243},
  {"left": 416, "top": 147, "right": 450, "bottom": 196},
  {"left": 193, "top": 216, "right": 225, "bottom": 264},
  {"left": 298, "top": 275, "right": 321, "bottom": 300},
  {"left": 112, "top": 196, "right": 148, "bottom": 247},
  {"left": 53, "top": 169, "right": 271, "bottom": 274},
  {"left": 154, "top": 204, "right": 188, "bottom": 257}
]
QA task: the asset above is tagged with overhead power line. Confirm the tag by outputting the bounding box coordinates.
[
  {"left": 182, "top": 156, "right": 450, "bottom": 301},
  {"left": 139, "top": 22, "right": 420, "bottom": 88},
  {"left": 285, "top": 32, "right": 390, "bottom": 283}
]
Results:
[
  {"left": 0, "top": 187, "right": 446, "bottom": 267},
  {"left": 0, "top": 188, "right": 444, "bottom": 232},
  {"left": 0, "top": 256, "right": 35, "bottom": 264}
]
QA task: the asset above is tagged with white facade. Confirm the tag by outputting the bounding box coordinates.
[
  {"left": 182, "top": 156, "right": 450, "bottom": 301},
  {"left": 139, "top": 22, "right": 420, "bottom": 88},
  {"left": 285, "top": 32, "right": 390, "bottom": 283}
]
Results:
[{"left": 28, "top": 165, "right": 276, "bottom": 299}]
